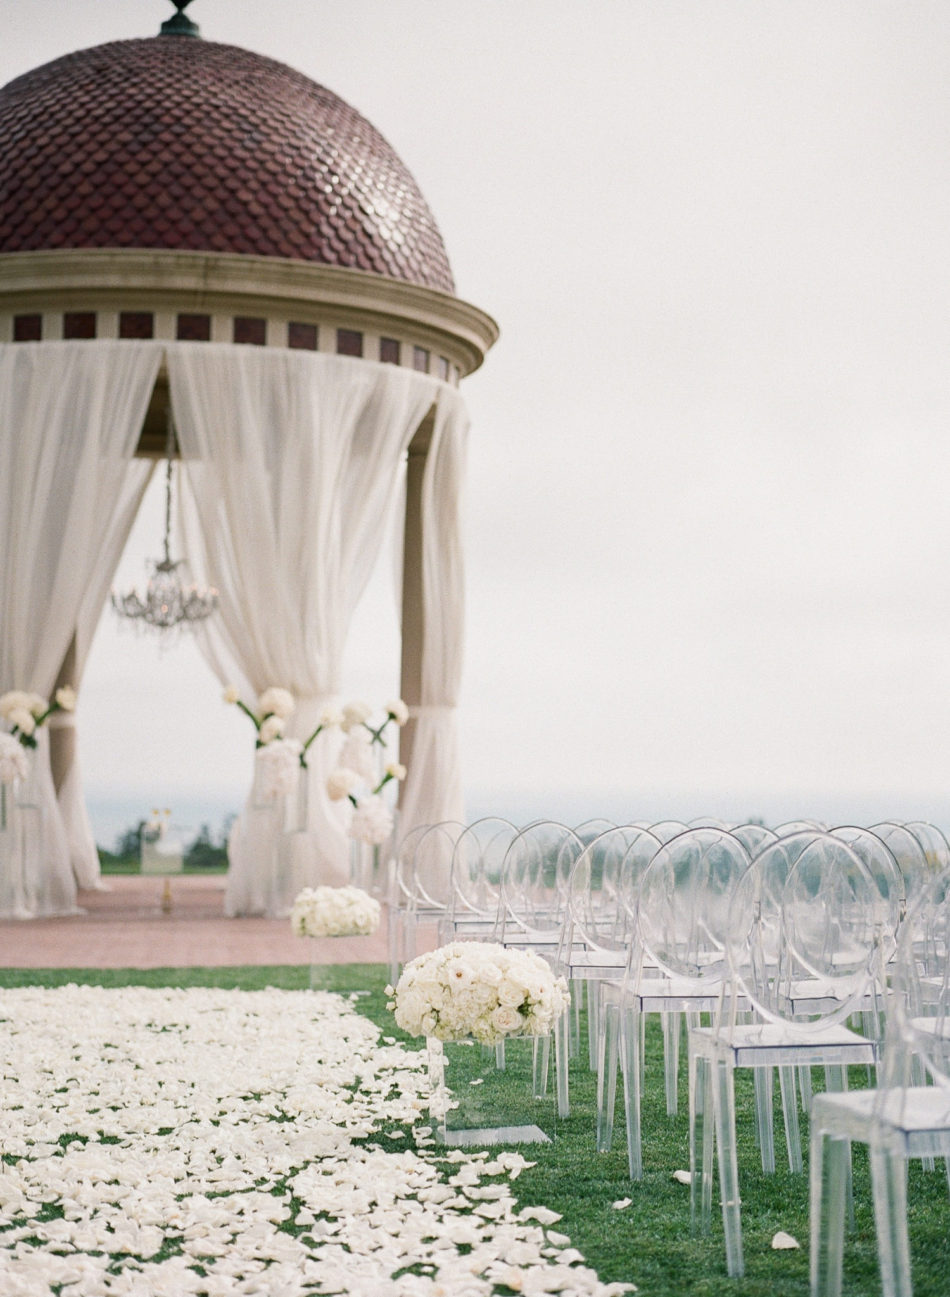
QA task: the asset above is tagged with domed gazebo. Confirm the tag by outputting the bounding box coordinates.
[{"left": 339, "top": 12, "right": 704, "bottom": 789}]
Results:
[{"left": 0, "top": 3, "right": 497, "bottom": 918}]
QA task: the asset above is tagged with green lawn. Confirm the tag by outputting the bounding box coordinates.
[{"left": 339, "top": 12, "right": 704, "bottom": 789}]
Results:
[{"left": 2, "top": 964, "right": 948, "bottom": 1296}]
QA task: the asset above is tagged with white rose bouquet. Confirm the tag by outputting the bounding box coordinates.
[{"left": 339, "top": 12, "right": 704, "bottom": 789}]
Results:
[
  {"left": 387, "top": 942, "right": 571, "bottom": 1045},
  {"left": 290, "top": 885, "right": 381, "bottom": 938},
  {"left": 0, "top": 686, "right": 77, "bottom": 750}
]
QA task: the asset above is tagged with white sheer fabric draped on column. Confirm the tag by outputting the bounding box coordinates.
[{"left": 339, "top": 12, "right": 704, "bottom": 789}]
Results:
[
  {"left": 0, "top": 340, "right": 164, "bottom": 914},
  {"left": 61, "top": 461, "right": 155, "bottom": 886},
  {"left": 168, "top": 344, "right": 441, "bottom": 915},
  {"left": 397, "top": 389, "right": 469, "bottom": 837}
]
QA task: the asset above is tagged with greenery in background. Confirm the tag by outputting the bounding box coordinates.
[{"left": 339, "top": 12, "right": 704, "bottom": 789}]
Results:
[
  {"left": 97, "top": 817, "right": 235, "bottom": 874},
  {"left": 1, "top": 964, "right": 948, "bottom": 1296}
]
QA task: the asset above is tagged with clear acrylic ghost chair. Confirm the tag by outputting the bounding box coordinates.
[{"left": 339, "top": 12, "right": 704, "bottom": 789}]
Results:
[
  {"left": 775, "top": 819, "right": 829, "bottom": 836},
  {"left": 690, "top": 834, "right": 882, "bottom": 1278},
  {"left": 730, "top": 823, "right": 780, "bottom": 856},
  {"left": 648, "top": 819, "right": 691, "bottom": 844},
  {"left": 493, "top": 821, "right": 586, "bottom": 1097},
  {"left": 869, "top": 823, "right": 937, "bottom": 910},
  {"left": 902, "top": 822, "right": 950, "bottom": 873},
  {"left": 573, "top": 817, "right": 618, "bottom": 844},
  {"left": 554, "top": 827, "right": 662, "bottom": 1118},
  {"left": 387, "top": 820, "right": 463, "bottom": 984},
  {"left": 440, "top": 816, "right": 519, "bottom": 943},
  {"left": 688, "top": 816, "right": 732, "bottom": 830},
  {"left": 606, "top": 828, "right": 752, "bottom": 1180},
  {"left": 810, "top": 866, "right": 950, "bottom": 1297}
]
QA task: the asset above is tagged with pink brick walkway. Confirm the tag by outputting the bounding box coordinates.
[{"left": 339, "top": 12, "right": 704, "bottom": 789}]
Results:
[{"left": 0, "top": 875, "right": 402, "bottom": 969}]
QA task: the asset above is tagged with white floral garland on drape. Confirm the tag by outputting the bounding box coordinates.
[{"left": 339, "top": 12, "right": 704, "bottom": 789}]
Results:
[{"left": 0, "top": 986, "right": 635, "bottom": 1297}]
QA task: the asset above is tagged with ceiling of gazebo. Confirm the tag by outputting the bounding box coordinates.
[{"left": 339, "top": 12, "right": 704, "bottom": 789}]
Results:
[{"left": 0, "top": 35, "right": 455, "bottom": 295}]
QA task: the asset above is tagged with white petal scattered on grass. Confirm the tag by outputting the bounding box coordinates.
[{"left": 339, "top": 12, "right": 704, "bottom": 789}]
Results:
[
  {"left": 672, "top": 1169, "right": 692, "bottom": 1186},
  {"left": 611, "top": 1198, "right": 632, "bottom": 1210},
  {"left": 0, "top": 985, "right": 628, "bottom": 1296},
  {"left": 772, "top": 1231, "right": 801, "bottom": 1250}
]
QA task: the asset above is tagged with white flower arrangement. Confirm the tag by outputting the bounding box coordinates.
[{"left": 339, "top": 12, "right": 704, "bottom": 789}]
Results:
[
  {"left": 0, "top": 685, "right": 76, "bottom": 750},
  {"left": 254, "top": 737, "right": 304, "bottom": 799},
  {"left": 387, "top": 942, "right": 571, "bottom": 1045},
  {"left": 224, "top": 686, "right": 341, "bottom": 768},
  {"left": 326, "top": 698, "right": 409, "bottom": 845},
  {"left": 290, "top": 885, "right": 381, "bottom": 938}
]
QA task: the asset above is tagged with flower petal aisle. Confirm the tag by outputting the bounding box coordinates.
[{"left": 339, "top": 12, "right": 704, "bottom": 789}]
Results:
[{"left": 0, "top": 987, "right": 634, "bottom": 1296}]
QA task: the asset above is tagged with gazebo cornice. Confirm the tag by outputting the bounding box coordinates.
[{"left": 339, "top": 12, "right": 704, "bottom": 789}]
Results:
[{"left": 0, "top": 248, "right": 499, "bottom": 378}]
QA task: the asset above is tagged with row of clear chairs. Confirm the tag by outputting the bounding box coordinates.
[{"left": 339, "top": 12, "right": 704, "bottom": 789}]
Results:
[{"left": 385, "top": 814, "right": 950, "bottom": 1289}]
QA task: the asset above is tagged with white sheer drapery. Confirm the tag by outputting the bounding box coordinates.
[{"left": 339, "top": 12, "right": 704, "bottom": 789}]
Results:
[
  {"left": 0, "top": 340, "right": 163, "bottom": 914},
  {"left": 397, "top": 390, "right": 469, "bottom": 837},
  {"left": 168, "top": 344, "right": 445, "bottom": 915}
]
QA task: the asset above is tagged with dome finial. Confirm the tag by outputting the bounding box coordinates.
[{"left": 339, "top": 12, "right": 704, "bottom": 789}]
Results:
[{"left": 160, "top": 0, "right": 200, "bottom": 38}]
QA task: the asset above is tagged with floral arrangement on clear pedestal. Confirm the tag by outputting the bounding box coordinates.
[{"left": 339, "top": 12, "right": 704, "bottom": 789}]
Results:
[
  {"left": 387, "top": 941, "right": 571, "bottom": 1147},
  {"left": 326, "top": 699, "right": 408, "bottom": 890},
  {"left": 0, "top": 686, "right": 76, "bottom": 918},
  {"left": 290, "top": 884, "right": 381, "bottom": 990}
]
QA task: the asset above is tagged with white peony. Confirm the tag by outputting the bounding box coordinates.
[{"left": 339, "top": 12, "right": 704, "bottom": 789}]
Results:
[
  {"left": 7, "top": 707, "right": 35, "bottom": 736},
  {"left": 350, "top": 795, "right": 394, "bottom": 845},
  {"left": 341, "top": 700, "right": 372, "bottom": 732},
  {"left": 319, "top": 705, "right": 345, "bottom": 728},
  {"left": 326, "top": 767, "right": 359, "bottom": 801},
  {"left": 0, "top": 733, "right": 30, "bottom": 784},
  {"left": 257, "top": 686, "right": 295, "bottom": 720},
  {"left": 54, "top": 686, "right": 77, "bottom": 712},
  {"left": 0, "top": 690, "right": 32, "bottom": 719},
  {"left": 26, "top": 692, "right": 48, "bottom": 716},
  {"left": 386, "top": 698, "right": 409, "bottom": 726},
  {"left": 385, "top": 760, "right": 407, "bottom": 781},
  {"left": 222, "top": 684, "right": 240, "bottom": 704},
  {"left": 258, "top": 714, "right": 285, "bottom": 745}
]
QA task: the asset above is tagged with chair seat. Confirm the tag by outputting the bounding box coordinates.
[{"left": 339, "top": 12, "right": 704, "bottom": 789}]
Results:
[
  {"left": 691, "top": 1019, "right": 877, "bottom": 1068},
  {"left": 814, "top": 1085, "right": 950, "bottom": 1144}
]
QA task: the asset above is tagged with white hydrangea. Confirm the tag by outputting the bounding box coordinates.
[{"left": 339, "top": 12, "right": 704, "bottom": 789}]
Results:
[
  {"left": 389, "top": 943, "right": 571, "bottom": 1045},
  {"left": 254, "top": 737, "right": 303, "bottom": 798},
  {"left": 350, "top": 794, "right": 394, "bottom": 845},
  {"left": 290, "top": 885, "right": 381, "bottom": 937}
]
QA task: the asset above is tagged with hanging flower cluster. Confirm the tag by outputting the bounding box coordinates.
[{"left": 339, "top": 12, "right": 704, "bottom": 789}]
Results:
[
  {"left": 0, "top": 687, "right": 76, "bottom": 749},
  {"left": 326, "top": 700, "right": 409, "bottom": 844},
  {"left": 290, "top": 884, "right": 381, "bottom": 938},
  {"left": 387, "top": 942, "right": 571, "bottom": 1045},
  {"left": 223, "top": 685, "right": 344, "bottom": 769}
]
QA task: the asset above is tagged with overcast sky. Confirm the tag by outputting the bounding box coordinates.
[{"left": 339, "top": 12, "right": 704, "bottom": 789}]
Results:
[{"left": 6, "top": 1, "right": 950, "bottom": 841}]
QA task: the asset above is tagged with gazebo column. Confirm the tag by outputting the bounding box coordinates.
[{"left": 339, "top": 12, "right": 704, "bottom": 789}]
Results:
[
  {"left": 49, "top": 632, "right": 77, "bottom": 796},
  {"left": 399, "top": 408, "right": 435, "bottom": 799}
]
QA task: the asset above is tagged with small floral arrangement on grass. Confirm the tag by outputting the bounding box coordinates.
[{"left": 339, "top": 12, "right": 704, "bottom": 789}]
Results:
[
  {"left": 0, "top": 687, "right": 77, "bottom": 748},
  {"left": 290, "top": 885, "right": 381, "bottom": 938},
  {"left": 386, "top": 941, "right": 571, "bottom": 1045},
  {"left": 326, "top": 699, "right": 409, "bottom": 844}
]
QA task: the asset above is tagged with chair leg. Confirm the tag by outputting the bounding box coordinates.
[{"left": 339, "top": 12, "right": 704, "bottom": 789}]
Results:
[
  {"left": 689, "top": 1048, "right": 710, "bottom": 1234},
  {"left": 824, "top": 1064, "right": 854, "bottom": 1231},
  {"left": 810, "top": 1126, "right": 847, "bottom": 1297},
  {"left": 779, "top": 1065, "right": 803, "bottom": 1174},
  {"left": 555, "top": 1005, "right": 570, "bottom": 1118},
  {"left": 870, "top": 1149, "right": 913, "bottom": 1297},
  {"left": 663, "top": 1010, "right": 681, "bottom": 1116},
  {"left": 754, "top": 1067, "right": 776, "bottom": 1174},
  {"left": 597, "top": 999, "right": 620, "bottom": 1152},
  {"left": 588, "top": 980, "right": 600, "bottom": 1070},
  {"left": 621, "top": 1006, "right": 643, "bottom": 1180},
  {"left": 532, "top": 1033, "right": 550, "bottom": 1100},
  {"left": 713, "top": 1057, "right": 744, "bottom": 1278}
]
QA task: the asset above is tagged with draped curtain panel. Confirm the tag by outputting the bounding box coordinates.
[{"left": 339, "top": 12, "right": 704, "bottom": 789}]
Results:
[
  {"left": 397, "top": 390, "right": 470, "bottom": 838},
  {"left": 0, "top": 340, "right": 163, "bottom": 914},
  {"left": 169, "top": 344, "right": 448, "bottom": 915}
]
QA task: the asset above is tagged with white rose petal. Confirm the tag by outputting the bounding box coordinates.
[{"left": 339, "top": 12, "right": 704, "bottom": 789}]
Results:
[{"left": 771, "top": 1231, "right": 800, "bottom": 1250}]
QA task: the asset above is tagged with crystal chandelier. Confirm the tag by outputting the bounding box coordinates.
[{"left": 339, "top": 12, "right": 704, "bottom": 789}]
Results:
[{"left": 111, "top": 416, "right": 218, "bottom": 633}]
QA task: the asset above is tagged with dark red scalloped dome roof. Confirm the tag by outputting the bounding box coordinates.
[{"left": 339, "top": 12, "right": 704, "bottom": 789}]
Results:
[{"left": 0, "top": 37, "right": 455, "bottom": 293}]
